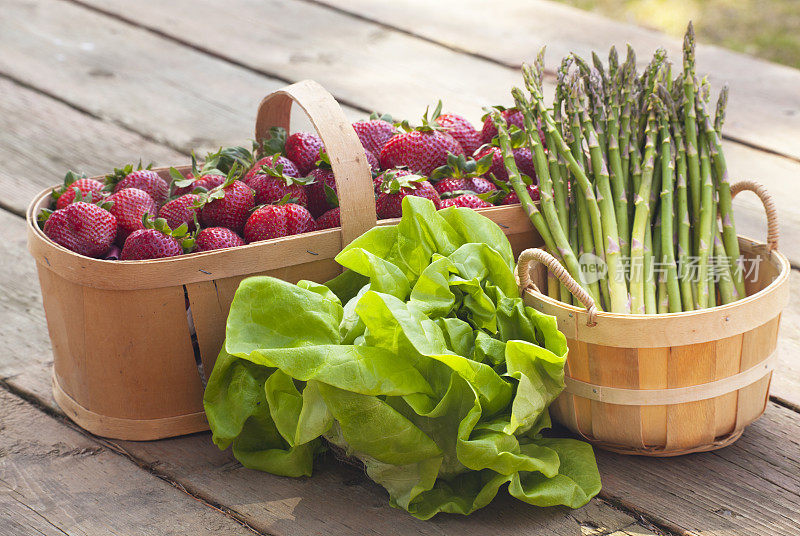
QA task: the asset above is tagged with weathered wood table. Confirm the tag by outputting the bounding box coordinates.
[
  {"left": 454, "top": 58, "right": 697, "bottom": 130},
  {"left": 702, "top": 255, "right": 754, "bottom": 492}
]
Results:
[{"left": 2, "top": 1, "right": 799, "bottom": 534}]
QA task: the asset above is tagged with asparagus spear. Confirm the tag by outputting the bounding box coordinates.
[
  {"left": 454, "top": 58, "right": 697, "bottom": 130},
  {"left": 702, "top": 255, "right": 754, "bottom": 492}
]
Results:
[
  {"left": 697, "top": 90, "right": 745, "bottom": 299},
  {"left": 713, "top": 213, "right": 739, "bottom": 305},
  {"left": 658, "top": 111, "right": 682, "bottom": 312},
  {"left": 653, "top": 213, "right": 669, "bottom": 314},
  {"left": 695, "top": 129, "right": 715, "bottom": 308},
  {"left": 605, "top": 68, "right": 631, "bottom": 264},
  {"left": 630, "top": 107, "right": 659, "bottom": 314},
  {"left": 643, "top": 220, "right": 657, "bottom": 314},
  {"left": 683, "top": 24, "right": 702, "bottom": 252}
]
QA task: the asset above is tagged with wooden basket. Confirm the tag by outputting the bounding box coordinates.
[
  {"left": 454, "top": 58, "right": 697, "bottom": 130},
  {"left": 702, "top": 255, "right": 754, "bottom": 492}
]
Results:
[
  {"left": 517, "top": 181, "right": 790, "bottom": 456},
  {"left": 26, "top": 80, "right": 542, "bottom": 441}
]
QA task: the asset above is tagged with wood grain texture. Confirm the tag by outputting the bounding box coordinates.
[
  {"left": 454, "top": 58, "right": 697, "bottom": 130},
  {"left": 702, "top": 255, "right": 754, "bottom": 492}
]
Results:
[
  {"left": 0, "top": 389, "right": 255, "bottom": 536},
  {"left": 314, "top": 0, "right": 800, "bottom": 160},
  {"left": 598, "top": 402, "right": 800, "bottom": 536},
  {"left": 0, "top": 0, "right": 361, "bottom": 157}
]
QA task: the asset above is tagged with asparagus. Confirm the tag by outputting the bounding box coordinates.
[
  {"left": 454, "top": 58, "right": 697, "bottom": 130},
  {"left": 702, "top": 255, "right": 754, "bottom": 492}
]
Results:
[
  {"left": 605, "top": 69, "right": 631, "bottom": 264},
  {"left": 695, "top": 130, "right": 715, "bottom": 308},
  {"left": 492, "top": 105, "right": 592, "bottom": 303},
  {"left": 577, "top": 82, "right": 630, "bottom": 313},
  {"left": 697, "top": 92, "right": 745, "bottom": 299},
  {"left": 658, "top": 112, "right": 682, "bottom": 312},
  {"left": 713, "top": 214, "right": 738, "bottom": 305},
  {"left": 643, "top": 221, "right": 657, "bottom": 314},
  {"left": 629, "top": 108, "right": 659, "bottom": 314},
  {"left": 654, "top": 213, "right": 669, "bottom": 314},
  {"left": 683, "top": 24, "right": 702, "bottom": 253}
]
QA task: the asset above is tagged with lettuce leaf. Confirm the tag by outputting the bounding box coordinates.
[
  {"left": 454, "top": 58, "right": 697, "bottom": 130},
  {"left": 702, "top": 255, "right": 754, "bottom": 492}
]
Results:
[{"left": 204, "top": 196, "right": 601, "bottom": 519}]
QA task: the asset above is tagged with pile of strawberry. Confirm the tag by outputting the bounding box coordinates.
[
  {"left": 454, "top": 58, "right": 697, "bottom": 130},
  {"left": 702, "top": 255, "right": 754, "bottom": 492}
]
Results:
[{"left": 39, "top": 102, "right": 541, "bottom": 260}]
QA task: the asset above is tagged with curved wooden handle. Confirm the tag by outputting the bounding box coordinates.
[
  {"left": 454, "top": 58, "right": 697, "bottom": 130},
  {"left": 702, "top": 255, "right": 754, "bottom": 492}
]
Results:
[
  {"left": 730, "top": 180, "right": 779, "bottom": 251},
  {"left": 255, "top": 80, "right": 376, "bottom": 245},
  {"left": 517, "top": 248, "right": 598, "bottom": 327}
]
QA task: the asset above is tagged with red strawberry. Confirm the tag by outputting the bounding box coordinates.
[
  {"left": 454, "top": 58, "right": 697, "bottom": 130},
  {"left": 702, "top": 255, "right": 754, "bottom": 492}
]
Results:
[
  {"left": 244, "top": 155, "right": 300, "bottom": 182},
  {"left": 375, "top": 171, "right": 440, "bottom": 219},
  {"left": 351, "top": 117, "right": 396, "bottom": 156},
  {"left": 52, "top": 172, "right": 105, "bottom": 210},
  {"left": 435, "top": 112, "right": 481, "bottom": 155},
  {"left": 315, "top": 207, "right": 340, "bottom": 230},
  {"left": 501, "top": 185, "right": 540, "bottom": 205},
  {"left": 247, "top": 176, "right": 307, "bottom": 207},
  {"left": 199, "top": 180, "right": 255, "bottom": 234},
  {"left": 43, "top": 202, "right": 117, "bottom": 258},
  {"left": 380, "top": 130, "right": 463, "bottom": 176},
  {"left": 438, "top": 194, "right": 493, "bottom": 209},
  {"left": 106, "top": 187, "right": 158, "bottom": 243},
  {"left": 379, "top": 105, "right": 464, "bottom": 176},
  {"left": 159, "top": 194, "right": 200, "bottom": 231},
  {"left": 195, "top": 227, "right": 245, "bottom": 252},
  {"left": 108, "top": 166, "right": 169, "bottom": 206},
  {"left": 365, "top": 149, "right": 380, "bottom": 173},
  {"left": 173, "top": 173, "right": 226, "bottom": 197},
  {"left": 305, "top": 168, "right": 337, "bottom": 218},
  {"left": 474, "top": 146, "right": 508, "bottom": 181},
  {"left": 512, "top": 147, "right": 537, "bottom": 180},
  {"left": 434, "top": 177, "right": 498, "bottom": 196},
  {"left": 244, "top": 204, "right": 315, "bottom": 243},
  {"left": 480, "top": 108, "right": 526, "bottom": 144},
  {"left": 285, "top": 132, "right": 324, "bottom": 175},
  {"left": 120, "top": 229, "right": 181, "bottom": 260}
]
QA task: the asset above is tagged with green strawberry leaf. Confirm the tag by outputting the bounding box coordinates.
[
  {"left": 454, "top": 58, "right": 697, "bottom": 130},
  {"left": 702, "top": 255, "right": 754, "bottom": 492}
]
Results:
[
  {"left": 37, "top": 209, "right": 53, "bottom": 229},
  {"left": 324, "top": 183, "right": 339, "bottom": 208}
]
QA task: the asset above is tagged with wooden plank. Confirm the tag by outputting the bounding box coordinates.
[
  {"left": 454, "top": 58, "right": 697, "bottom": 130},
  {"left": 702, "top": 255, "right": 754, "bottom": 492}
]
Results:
[
  {"left": 0, "top": 389, "right": 256, "bottom": 536},
  {"left": 0, "top": 77, "right": 184, "bottom": 214},
  {"left": 54, "top": 0, "right": 524, "bottom": 125},
  {"left": 598, "top": 402, "right": 800, "bottom": 536},
  {"left": 314, "top": 0, "right": 800, "bottom": 161},
  {"left": 0, "top": 0, "right": 359, "bottom": 157}
]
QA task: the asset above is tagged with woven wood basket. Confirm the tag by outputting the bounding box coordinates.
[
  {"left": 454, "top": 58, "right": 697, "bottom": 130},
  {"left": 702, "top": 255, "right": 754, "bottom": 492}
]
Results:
[
  {"left": 26, "top": 80, "right": 543, "bottom": 441},
  {"left": 517, "top": 181, "right": 790, "bottom": 456}
]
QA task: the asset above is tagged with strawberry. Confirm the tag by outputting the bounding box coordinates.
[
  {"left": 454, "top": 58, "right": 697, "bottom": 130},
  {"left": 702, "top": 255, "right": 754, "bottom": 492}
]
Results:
[
  {"left": 243, "top": 157, "right": 309, "bottom": 207},
  {"left": 106, "top": 187, "right": 158, "bottom": 243},
  {"left": 305, "top": 167, "right": 337, "bottom": 218},
  {"left": 172, "top": 172, "right": 226, "bottom": 197},
  {"left": 120, "top": 217, "right": 193, "bottom": 260},
  {"left": 315, "top": 207, "right": 340, "bottom": 230},
  {"left": 365, "top": 149, "right": 380, "bottom": 173},
  {"left": 480, "top": 107, "right": 526, "bottom": 144},
  {"left": 501, "top": 184, "right": 540, "bottom": 205},
  {"left": 159, "top": 194, "right": 200, "bottom": 231},
  {"left": 106, "top": 164, "right": 169, "bottom": 206},
  {"left": 42, "top": 201, "right": 117, "bottom": 258},
  {"left": 474, "top": 146, "right": 508, "bottom": 181},
  {"left": 243, "top": 203, "right": 315, "bottom": 243},
  {"left": 379, "top": 104, "right": 464, "bottom": 176},
  {"left": 434, "top": 177, "right": 497, "bottom": 196},
  {"left": 373, "top": 168, "right": 413, "bottom": 194},
  {"left": 52, "top": 171, "right": 105, "bottom": 210},
  {"left": 351, "top": 115, "right": 397, "bottom": 156},
  {"left": 375, "top": 170, "right": 440, "bottom": 219},
  {"left": 512, "top": 147, "right": 537, "bottom": 180},
  {"left": 244, "top": 155, "right": 300, "bottom": 182},
  {"left": 199, "top": 177, "right": 256, "bottom": 234},
  {"left": 438, "top": 194, "right": 493, "bottom": 209},
  {"left": 432, "top": 105, "right": 481, "bottom": 155},
  {"left": 195, "top": 227, "right": 245, "bottom": 252},
  {"left": 285, "top": 132, "right": 324, "bottom": 175}
]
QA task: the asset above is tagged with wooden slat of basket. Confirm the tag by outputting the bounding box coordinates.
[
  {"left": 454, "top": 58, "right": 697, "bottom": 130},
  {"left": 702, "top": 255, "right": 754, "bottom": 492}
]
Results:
[{"left": 638, "top": 347, "right": 668, "bottom": 447}]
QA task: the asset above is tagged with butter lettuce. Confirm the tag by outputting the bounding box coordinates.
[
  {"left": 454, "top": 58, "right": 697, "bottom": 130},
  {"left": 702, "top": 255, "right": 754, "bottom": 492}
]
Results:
[{"left": 204, "top": 196, "right": 600, "bottom": 519}]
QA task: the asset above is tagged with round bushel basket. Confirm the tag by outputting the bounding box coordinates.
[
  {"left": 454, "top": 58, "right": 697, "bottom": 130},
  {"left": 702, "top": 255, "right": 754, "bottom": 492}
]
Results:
[{"left": 517, "top": 180, "right": 790, "bottom": 456}]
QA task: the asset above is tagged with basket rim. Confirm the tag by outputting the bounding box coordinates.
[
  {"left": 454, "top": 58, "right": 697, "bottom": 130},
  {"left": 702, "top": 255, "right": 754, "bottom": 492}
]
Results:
[
  {"left": 524, "top": 236, "right": 790, "bottom": 320},
  {"left": 522, "top": 237, "right": 791, "bottom": 346}
]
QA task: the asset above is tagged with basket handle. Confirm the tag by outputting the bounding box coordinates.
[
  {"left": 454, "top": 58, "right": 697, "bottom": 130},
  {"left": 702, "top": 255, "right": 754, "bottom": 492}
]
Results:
[
  {"left": 254, "top": 80, "right": 376, "bottom": 245},
  {"left": 730, "top": 180, "right": 779, "bottom": 252},
  {"left": 517, "top": 248, "right": 598, "bottom": 327}
]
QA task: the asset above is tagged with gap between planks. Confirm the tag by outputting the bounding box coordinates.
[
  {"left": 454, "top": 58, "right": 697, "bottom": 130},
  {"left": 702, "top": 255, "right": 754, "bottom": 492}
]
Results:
[{"left": 0, "top": 377, "right": 273, "bottom": 536}]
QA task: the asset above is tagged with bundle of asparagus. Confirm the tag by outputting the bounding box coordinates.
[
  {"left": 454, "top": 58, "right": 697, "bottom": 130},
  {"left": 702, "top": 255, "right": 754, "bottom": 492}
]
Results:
[{"left": 494, "top": 23, "right": 744, "bottom": 314}]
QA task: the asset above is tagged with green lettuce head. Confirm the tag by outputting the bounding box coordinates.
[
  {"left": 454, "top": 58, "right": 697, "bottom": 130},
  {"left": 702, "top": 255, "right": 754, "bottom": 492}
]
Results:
[{"left": 204, "top": 196, "right": 600, "bottom": 519}]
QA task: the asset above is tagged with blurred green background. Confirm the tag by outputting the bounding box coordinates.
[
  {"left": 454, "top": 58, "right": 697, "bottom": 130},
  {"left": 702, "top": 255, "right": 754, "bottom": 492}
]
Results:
[{"left": 555, "top": 0, "right": 800, "bottom": 69}]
